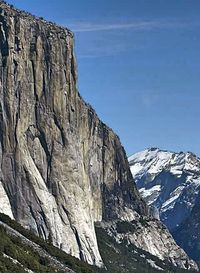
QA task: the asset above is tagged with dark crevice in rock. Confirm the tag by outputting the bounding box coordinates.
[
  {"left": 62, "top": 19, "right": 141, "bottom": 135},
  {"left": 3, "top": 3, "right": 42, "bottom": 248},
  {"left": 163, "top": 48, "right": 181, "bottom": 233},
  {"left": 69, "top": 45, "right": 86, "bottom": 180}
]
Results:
[
  {"left": 74, "top": 227, "right": 84, "bottom": 261},
  {"left": 46, "top": 142, "right": 53, "bottom": 190},
  {"left": 53, "top": 113, "right": 66, "bottom": 146},
  {"left": 10, "top": 154, "right": 17, "bottom": 185},
  {"left": 25, "top": 168, "right": 48, "bottom": 239},
  {"left": 0, "top": 102, "right": 3, "bottom": 147},
  {"left": 14, "top": 35, "right": 21, "bottom": 51},
  {"left": 29, "top": 204, "right": 40, "bottom": 233},
  {"left": 39, "top": 208, "right": 48, "bottom": 235},
  {"left": 38, "top": 130, "right": 51, "bottom": 165},
  {"left": 14, "top": 87, "right": 20, "bottom": 149},
  {"left": 102, "top": 124, "right": 108, "bottom": 184},
  {"left": 13, "top": 58, "right": 18, "bottom": 77},
  {"left": 14, "top": 112, "right": 18, "bottom": 146},
  {"left": 61, "top": 205, "right": 83, "bottom": 258},
  {"left": 42, "top": 72, "right": 47, "bottom": 99},
  {"left": 31, "top": 59, "right": 38, "bottom": 101},
  {"left": 71, "top": 53, "right": 76, "bottom": 82},
  {"left": 61, "top": 205, "right": 73, "bottom": 227},
  {"left": 0, "top": 14, "right": 9, "bottom": 56},
  {"left": 39, "top": 222, "right": 47, "bottom": 240}
]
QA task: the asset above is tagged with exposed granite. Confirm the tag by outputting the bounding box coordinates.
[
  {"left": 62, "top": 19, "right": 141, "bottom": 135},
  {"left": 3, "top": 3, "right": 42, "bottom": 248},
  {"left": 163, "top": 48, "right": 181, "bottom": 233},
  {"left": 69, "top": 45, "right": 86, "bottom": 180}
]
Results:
[
  {"left": 0, "top": 2, "right": 147, "bottom": 267},
  {"left": 0, "top": 2, "right": 197, "bottom": 271}
]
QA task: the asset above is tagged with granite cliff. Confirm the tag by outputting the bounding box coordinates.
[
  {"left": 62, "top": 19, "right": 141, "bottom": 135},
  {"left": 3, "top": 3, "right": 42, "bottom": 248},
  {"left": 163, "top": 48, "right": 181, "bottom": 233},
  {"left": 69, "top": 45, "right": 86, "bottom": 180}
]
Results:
[
  {"left": 0, "top": 1, "right": 147, "bottom": 267},
  {"left": 0, "top": 2, "right": 198, "bottom": 271}
]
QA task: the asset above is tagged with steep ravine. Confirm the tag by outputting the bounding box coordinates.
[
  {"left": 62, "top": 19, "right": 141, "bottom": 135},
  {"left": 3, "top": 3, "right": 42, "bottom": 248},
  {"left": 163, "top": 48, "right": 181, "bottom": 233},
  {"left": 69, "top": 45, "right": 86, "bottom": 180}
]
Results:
[{"left": 0, "top": 2, "right": 198, "bottom": 271}]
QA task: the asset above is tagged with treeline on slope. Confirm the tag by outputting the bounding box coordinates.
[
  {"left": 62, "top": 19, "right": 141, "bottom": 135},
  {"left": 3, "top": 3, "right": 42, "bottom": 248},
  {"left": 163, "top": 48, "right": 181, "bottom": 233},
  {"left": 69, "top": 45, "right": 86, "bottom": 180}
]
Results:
[
  {"left": 0, "top": 213, "right": 99, "bottom": 273},
  {"left": 95, "top": 225, "right": 199, "bottom": 273},
  {"left": 0, "top": 224, "right": 58, "bottom": 273},
  {"left": 0, "top": 213, "right": 198, "bottom": 273}
]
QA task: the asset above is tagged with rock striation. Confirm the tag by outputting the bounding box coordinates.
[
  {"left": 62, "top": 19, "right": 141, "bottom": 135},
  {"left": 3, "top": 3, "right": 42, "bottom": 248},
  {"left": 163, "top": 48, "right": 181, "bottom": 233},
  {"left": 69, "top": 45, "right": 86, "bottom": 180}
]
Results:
[
  {"left": 0, "top": 1, "right": 147, "bottom": 267},
  {"left": 0, "top": 2, "right": 198, "bottom": 271},
  {"left": 99, "top": 218, "right": 198, "bottom": 270}
]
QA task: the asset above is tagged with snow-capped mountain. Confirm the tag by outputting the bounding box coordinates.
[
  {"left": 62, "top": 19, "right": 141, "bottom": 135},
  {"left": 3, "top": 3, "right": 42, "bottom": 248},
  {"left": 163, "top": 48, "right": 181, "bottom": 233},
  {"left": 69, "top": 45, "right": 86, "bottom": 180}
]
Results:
[{"left": 128, "top": 148, "right": 200, "bottom": 261}]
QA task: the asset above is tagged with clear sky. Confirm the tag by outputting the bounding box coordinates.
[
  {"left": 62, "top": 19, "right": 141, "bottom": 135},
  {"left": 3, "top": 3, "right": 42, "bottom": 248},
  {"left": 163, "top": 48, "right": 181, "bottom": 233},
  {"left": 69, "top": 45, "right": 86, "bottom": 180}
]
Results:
[{"left": 6, "top": 0, "right": 200, "bottom": 156}]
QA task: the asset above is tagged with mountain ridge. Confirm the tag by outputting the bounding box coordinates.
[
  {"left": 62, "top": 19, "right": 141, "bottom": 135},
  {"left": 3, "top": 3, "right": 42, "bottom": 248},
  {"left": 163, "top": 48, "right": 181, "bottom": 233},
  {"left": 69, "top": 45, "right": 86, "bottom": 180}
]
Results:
[{"left": 129, "top": 147, "right": 200, "bottom": 261}]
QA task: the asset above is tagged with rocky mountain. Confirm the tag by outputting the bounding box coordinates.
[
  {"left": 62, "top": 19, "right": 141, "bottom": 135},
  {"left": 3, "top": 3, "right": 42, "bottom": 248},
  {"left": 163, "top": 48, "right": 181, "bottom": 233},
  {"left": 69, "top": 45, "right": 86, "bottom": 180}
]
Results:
[
  {"left": 173, "top": 193, "right": 200, "bottom": 262},
  {"left": 129, "top": 148, "right": 200, "bottom": 261},
  {"left": 0, "top": 2, "right": 198, "bottom": 271},
  {"left": 0, "top": 1, "right": 148, "bottom": 267},
  {"left": 95, "top": 224, "right": 199, "bottom": 273}
]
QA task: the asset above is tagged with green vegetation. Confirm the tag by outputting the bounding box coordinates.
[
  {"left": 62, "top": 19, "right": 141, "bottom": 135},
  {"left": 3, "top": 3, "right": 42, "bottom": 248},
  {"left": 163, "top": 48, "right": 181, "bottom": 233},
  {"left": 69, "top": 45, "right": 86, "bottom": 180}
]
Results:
[
  {"left": 0, "top": 213, "right": 199, "bottom": 273},
  {"left": 116, "top": 220, "right": 137, "bottom": 233},
  {"left": 96, "top": 226, "right": 199, "bottom": 273},
  {"left": 0, "top": 254, "right": 27, "bottom": 273},
  {"left": 0, "top": 225, "right": 58, "bottom": 273},
  {"left": 0, "top": 213, "right": 99, "bottom": 273},
  {"left": 116, "top": 218, "right": 153, "bottom": 234}
]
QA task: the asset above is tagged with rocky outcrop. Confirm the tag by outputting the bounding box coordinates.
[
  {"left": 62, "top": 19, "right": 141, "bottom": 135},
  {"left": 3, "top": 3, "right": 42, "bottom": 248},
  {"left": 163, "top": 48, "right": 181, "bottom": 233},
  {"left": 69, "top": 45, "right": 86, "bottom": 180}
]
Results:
[
  {"left": 99, "top": 217, "right": 198, "bottom": 271},
  {"left": 0, "top": 2, "right": 198, "bottom": 271},
  {"left": 0, "top": 2, "right": 147, "bottom": 267}
]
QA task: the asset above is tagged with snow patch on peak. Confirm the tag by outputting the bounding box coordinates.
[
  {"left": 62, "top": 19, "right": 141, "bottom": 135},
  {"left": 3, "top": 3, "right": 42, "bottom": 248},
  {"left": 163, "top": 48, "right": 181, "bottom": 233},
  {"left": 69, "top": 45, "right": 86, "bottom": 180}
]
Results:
[
  {"left": 129, "top": 148, "right": 200, "bottom": 180},
  {"left": 139, "top": 185, "right": 161, "bottom": 205},
  {"left": 129, "top": 148, "right": 200, "bottom": 231}
]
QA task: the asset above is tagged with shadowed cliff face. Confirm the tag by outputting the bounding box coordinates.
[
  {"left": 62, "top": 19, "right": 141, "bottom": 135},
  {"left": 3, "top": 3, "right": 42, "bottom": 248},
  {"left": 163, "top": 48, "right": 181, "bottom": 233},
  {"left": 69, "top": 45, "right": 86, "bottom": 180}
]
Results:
[{"left": 0, "top": 3, "right": 147, "bottom": 266}]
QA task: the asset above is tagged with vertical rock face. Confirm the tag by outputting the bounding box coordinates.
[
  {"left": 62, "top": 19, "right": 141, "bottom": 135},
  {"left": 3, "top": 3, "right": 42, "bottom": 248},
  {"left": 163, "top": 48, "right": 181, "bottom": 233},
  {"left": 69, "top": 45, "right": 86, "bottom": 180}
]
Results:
[
  {"left": 0, "top": 3, "right": 198, "bottom": 271},
  {"left": 0, "top": 2, "right": 147, "bottom": 266}
]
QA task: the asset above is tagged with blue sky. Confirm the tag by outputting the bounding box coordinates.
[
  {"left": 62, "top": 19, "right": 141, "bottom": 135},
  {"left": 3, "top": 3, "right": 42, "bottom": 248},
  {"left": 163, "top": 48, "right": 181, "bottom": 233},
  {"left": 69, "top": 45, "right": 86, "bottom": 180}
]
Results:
[{"left": 7, "top": 0, "right": 200, "bottom": 156}]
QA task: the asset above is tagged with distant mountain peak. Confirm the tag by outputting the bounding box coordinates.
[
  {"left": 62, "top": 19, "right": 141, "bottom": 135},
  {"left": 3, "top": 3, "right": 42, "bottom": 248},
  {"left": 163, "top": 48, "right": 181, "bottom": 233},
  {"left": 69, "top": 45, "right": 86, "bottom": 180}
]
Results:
[
  {"left": 129, "top": 148, "right": 200, "bottom": 178},
  {"left": 129, "top": 148, "right": 200, "bottom": 261}
]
